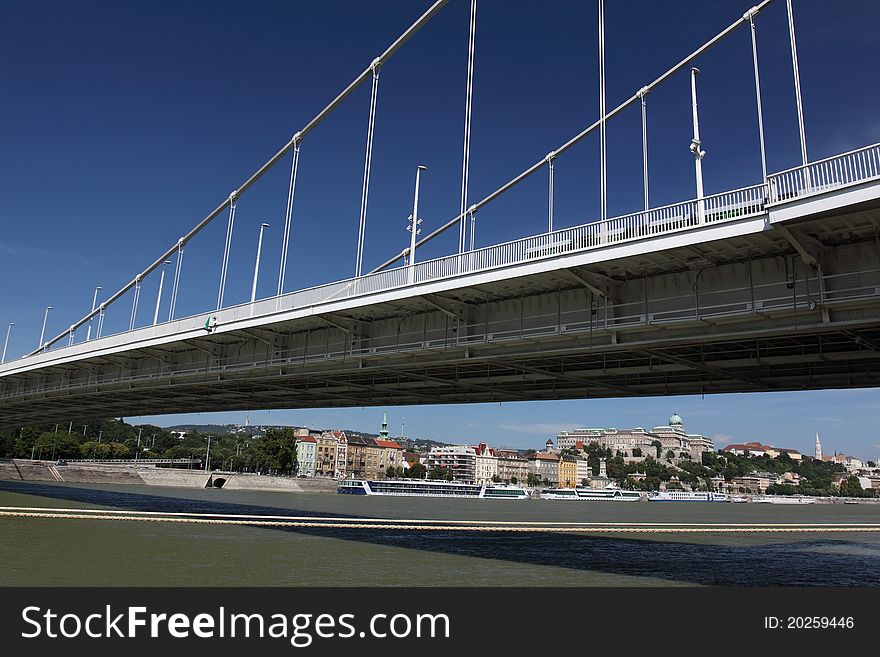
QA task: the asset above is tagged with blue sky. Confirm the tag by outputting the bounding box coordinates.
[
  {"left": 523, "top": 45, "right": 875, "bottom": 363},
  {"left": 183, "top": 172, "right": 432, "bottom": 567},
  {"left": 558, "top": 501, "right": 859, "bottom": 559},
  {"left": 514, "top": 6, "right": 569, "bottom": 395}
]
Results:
[{"left": 2, "top": 0, "right": 880, "bottom": 458}]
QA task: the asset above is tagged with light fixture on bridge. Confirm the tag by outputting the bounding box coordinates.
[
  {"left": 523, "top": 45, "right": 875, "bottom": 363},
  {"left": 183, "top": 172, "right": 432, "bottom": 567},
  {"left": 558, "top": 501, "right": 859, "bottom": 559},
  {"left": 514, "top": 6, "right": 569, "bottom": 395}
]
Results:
[
  {"left": 38, "top": 306, "right": 52, "bottom": 352},
  {"left": 406, "top": 166, "right": 428, "bottom": 276},
  {"left": 251, "top": 222, "right": 271, "bottom": 304},
  {"left": 1, "top": 322, "right": 13, "bottom": 364},
  {"left": 86, "top": 287, "right": 102, "bottom": 341}
]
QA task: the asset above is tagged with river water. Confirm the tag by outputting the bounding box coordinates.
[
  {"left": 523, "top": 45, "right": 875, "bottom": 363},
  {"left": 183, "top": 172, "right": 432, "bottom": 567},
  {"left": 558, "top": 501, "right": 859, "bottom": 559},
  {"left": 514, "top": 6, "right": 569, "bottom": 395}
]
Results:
[{"left": 2, "top": 480, "right": 879, "bottom": 586}]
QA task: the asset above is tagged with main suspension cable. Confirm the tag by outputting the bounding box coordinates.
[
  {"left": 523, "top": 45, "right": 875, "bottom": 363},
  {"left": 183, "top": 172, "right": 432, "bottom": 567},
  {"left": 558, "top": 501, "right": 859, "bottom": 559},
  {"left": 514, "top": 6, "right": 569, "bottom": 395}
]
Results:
[{"left": 369, "top": 0, "right": 774, "bottom": 274}]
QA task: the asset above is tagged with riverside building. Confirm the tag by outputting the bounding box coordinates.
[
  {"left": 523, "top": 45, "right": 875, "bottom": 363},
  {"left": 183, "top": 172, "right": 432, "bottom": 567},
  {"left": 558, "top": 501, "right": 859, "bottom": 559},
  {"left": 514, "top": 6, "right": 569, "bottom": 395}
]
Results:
[
  {"left": 295, "top": 437, "right": 317, "bottom": 477},
  {"left": 558, "top": 455, "right": 579, "bottom": 488},
  {"left": 316, "top": 430, "right": 348, "bottom": 478},
  {"left": 474, "top": 443, "right": 498, "bottom": 484},
  {"left": 495, "top": 450, "right": 529, "bottom": 483},
  {"left": 425, "top": 445, "right": 478, "bottom": 483},
  {"left": 528, "top": 452, "right": 560, "bottom": 486},
  {"left": 339, "top": 415, "right": 404, "bottom": 480}
]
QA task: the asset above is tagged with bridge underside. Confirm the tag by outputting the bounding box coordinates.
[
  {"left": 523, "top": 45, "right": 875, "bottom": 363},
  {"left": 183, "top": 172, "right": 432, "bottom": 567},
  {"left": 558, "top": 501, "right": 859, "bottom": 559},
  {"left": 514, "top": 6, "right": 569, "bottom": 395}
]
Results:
[{"left": 2, "top": 200, "right": 880, "bottom": 427}]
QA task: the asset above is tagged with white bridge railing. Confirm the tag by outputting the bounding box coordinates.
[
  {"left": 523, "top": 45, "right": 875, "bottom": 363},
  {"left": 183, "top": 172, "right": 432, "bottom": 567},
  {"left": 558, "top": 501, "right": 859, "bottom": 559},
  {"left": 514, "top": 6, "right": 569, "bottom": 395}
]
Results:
[
  {"left": 266, "top": 182, "right": 768, "bottom": 315},
  {"left": 109, "top": 182, "right": 770, "bottom": 338},
  {"left": 7, "top": 142, "right": 880, "bottom": 369},
  {"left": 768, "top": 142, "right": 880, "bottom": 204}
]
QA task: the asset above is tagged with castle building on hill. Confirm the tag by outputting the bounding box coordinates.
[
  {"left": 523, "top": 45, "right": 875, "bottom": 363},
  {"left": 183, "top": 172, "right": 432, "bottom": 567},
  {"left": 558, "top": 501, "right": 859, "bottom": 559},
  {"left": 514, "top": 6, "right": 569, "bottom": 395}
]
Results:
[{"left": 555, "top": 414, "right": 714, "bottom": 459}]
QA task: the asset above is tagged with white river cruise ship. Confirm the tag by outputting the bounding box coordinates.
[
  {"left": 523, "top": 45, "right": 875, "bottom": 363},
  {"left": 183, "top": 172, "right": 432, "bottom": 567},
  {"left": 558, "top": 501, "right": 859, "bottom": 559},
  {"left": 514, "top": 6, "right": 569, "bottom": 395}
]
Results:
[
  {"left": 337, "top": 479, "right": 530, "bottom": 499},
  {"left": 539, "top": 488, "right": 643, "bottom": 501},
  {"left": 752, "top": 495, "right": 816, "bottom": 504},
  {"left": 648, "top": 491, "right": 729, "bottom": 502}
]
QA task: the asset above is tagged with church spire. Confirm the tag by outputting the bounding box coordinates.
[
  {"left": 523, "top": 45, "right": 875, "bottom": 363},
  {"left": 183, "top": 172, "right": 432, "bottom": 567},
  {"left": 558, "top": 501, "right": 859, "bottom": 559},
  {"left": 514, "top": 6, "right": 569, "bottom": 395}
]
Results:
[
  {"left": 379, "top": 413, "right": 389, "bottom": 439},
  {"left": 815, "top": 432, "right": 822, "bottom": 461}
]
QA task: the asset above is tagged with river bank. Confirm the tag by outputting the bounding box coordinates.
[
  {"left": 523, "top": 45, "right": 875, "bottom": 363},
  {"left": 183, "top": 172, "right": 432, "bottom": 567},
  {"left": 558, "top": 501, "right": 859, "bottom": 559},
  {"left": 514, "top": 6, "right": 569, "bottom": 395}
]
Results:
[{"left": 0, "top": 459, "right": 335, "bottom": 493}]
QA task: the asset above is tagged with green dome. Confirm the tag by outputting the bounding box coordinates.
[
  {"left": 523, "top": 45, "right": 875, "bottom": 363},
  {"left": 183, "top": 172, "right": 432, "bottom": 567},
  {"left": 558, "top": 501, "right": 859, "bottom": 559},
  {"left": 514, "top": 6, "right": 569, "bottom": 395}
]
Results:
[{"left": 669, "top": 413, "right": 683, "bottom": 426}]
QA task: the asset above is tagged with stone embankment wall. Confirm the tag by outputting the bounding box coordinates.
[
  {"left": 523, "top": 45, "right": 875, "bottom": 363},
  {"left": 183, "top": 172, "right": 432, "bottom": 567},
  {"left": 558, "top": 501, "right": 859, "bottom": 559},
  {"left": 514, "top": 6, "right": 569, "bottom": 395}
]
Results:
[
  {"left": 220, "top": 473, "right": 335, "bottom": 492},
  {"left": 0, "top": 460, "right": 336, "bottom": 493},
  {"left": 0, "top": 461, "right": 57, "bottom": 482},
  {"left": 137, "top": 468, "right": 213, "bottom": 488},
  {"left": 49, "top": 465, "right": 144, "bottom": 484}
]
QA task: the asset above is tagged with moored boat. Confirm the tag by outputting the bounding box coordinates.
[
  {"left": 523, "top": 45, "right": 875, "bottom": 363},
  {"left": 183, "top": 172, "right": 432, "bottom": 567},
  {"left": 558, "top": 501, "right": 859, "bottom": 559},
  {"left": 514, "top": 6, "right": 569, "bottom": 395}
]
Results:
[
  {"left": 337, "top": 479, "right": 530, "bottom": 499},
  {"left": 752, "top": 495, "right": 816, "bottom": 504},
  {"left": 539, "top": 487, "right": 643, "bottom": 501},
  {"left": 648, "top": 491, "right": 729, "bottom": 502}
]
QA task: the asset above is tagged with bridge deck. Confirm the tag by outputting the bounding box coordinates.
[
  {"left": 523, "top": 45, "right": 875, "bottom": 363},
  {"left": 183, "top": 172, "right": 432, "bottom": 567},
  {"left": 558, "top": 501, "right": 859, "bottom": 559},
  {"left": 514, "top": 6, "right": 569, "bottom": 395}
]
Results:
[{"left": 2, "top": 145, "right": 880, "bottom": 426}]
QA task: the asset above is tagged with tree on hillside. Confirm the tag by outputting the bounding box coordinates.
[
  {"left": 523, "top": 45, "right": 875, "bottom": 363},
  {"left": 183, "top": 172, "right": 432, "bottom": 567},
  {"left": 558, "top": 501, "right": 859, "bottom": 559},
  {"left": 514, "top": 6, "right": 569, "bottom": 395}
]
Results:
[
  {"left": 249, "top": 429, "right": 298, "bottom": 475},
  {"left": 767, "top": 483, "right": 797, "bottom": 496},
  {"left": 606, "top": 456, "right": 627, "bottom": 480},
  {"left": 838, "top": 476, "right": 868, "bottom": 498},
  {"left": 429, "top": 466, "right": 451, "bottom": 481}
]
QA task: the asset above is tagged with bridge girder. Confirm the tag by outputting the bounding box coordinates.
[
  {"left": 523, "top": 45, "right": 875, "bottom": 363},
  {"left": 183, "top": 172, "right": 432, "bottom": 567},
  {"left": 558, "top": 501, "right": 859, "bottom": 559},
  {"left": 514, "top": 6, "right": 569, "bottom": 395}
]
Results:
[{"left": 4, "top": 192, "right": 880, "bottom": 426}]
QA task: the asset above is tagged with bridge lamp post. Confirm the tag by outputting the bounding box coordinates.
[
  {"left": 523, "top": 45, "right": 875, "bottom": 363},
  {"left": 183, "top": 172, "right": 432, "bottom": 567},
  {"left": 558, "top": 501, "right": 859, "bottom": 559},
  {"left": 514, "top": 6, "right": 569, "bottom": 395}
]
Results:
[
  {"left": 250, "top": 223, "right": 270, "bottom": 304},
  {"left": 2, "top": 322, "right": 13, "bottom": 364},
  {"left": 406, "top": 166, "right": 427, "bottom": 284},
  {"left": 153, "top": 261, "right": 172, "bottom": 326},
  {"left": 86, "top": 287, "right": 102, "bottom": 341},
  {"left": 689, "top": 67, "right": 706, "bottom": 222},
  {"left": 38, "top": 306, "right": 52, "bottom": 351}
]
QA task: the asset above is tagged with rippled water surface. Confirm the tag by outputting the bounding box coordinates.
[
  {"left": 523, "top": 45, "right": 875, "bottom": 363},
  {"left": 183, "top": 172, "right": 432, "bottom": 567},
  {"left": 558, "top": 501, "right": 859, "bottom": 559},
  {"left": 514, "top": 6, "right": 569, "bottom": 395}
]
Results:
[{"left": 2, "top": 480, "right": 879, "bottom": 587}]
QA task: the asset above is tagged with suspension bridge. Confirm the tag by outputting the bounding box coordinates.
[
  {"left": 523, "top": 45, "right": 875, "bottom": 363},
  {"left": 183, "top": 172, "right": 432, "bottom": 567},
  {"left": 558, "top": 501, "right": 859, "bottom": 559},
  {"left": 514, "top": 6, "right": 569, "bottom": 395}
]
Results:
[{"left": 2, "top": 0, "right": 880, "bottom": 427}]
